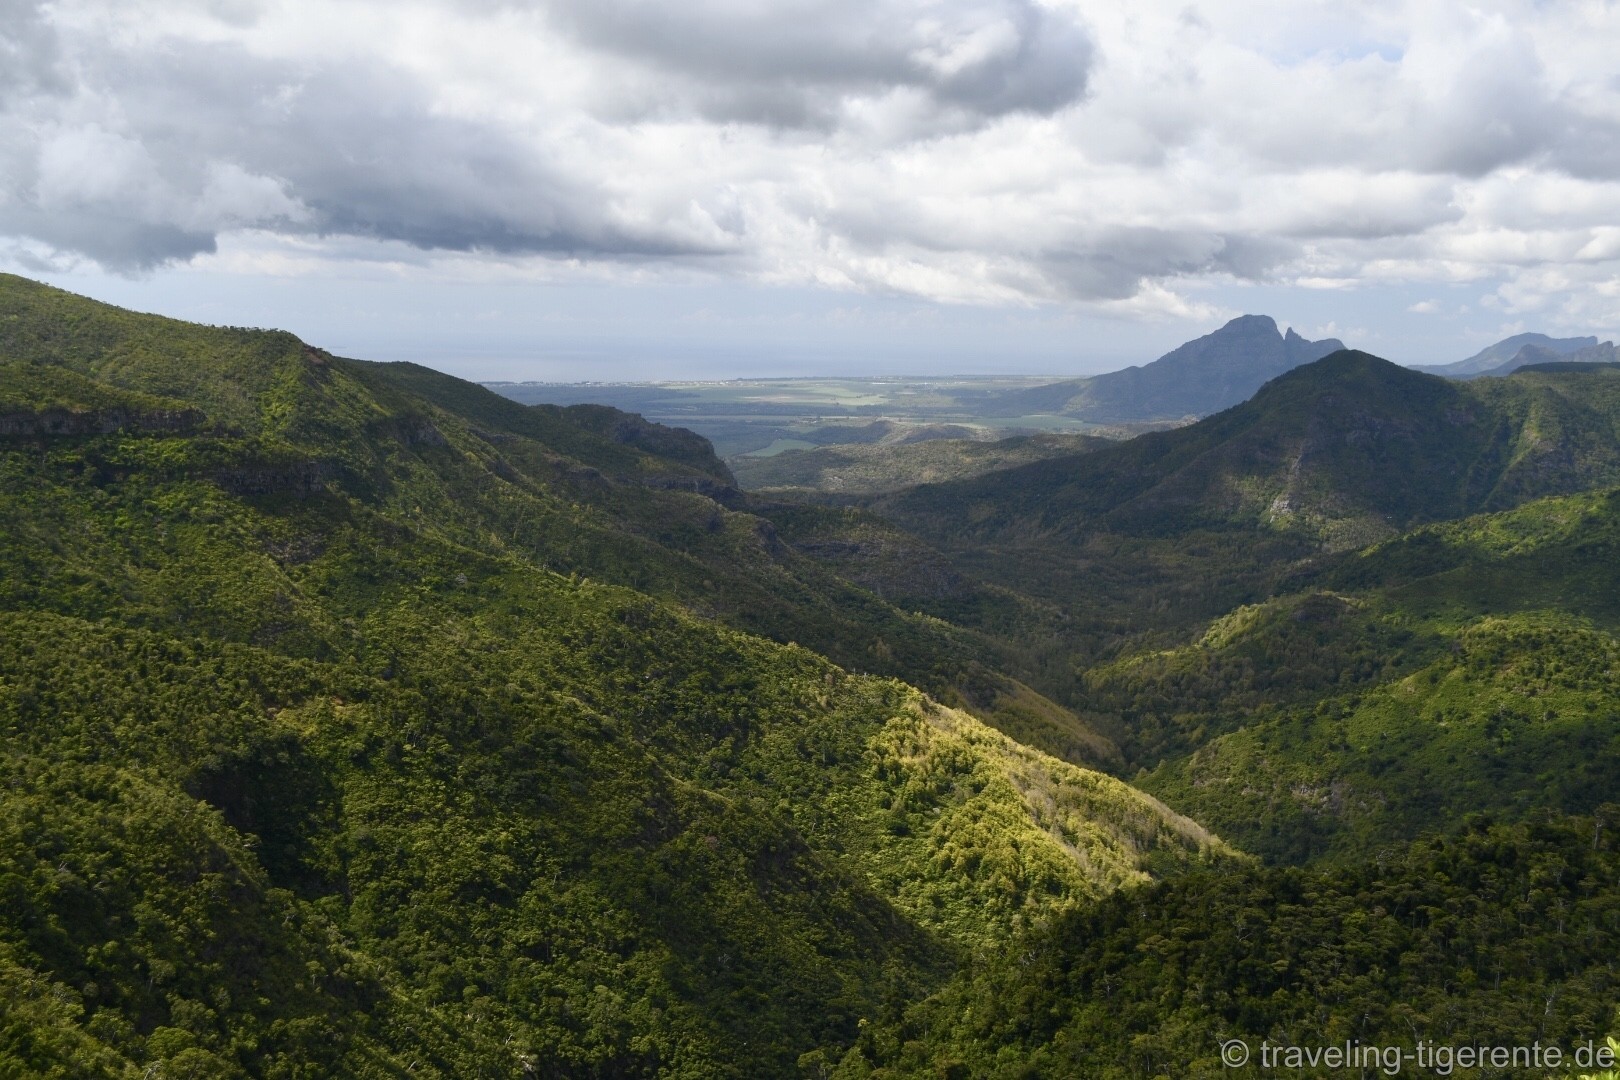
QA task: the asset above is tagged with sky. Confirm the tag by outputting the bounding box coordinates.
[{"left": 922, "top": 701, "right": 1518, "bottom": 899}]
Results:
[{"left": 3, "top": 0, "right": 1619, "bottom": 380}]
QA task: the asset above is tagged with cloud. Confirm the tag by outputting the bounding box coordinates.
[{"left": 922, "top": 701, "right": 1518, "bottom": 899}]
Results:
[
  {"left": 0, "top": 15, "right": 730, "bottom": 269},
  {"left": 538, "top": 0, "right": 1093, "bottom": 127},
  {"left": 1, "top": 0, "right": 1619, "bottom": 329},
  {"left": 0, "top": 0, "right": 67, "bottom": 100}
]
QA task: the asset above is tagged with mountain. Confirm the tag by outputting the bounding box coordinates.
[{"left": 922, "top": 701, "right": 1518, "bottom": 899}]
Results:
[
  {"left": 0, "top": 275, "right": 1124, "bottom": 768},
  {"left": 788, "top": 355, "right": 1620, "bottom": 869},
  {"left": 9, "top": 275, "right": 1620, "bottom": 1076},
  {"left": 852, "top": 352, "right": 1620, "bottom": 861},
  {"left": 1060, "top": 315, "right": 1347, "bottom": 421},
  {"left": 1473, "top": 339, "right": 1618, "bottom": 378},
  {"left": 848, "top": 352, "right": 1620, "bottom": 765},
  {"left": 1413, "top": 331, "right": 1599, "bottom": 378},
  {"left": 981, "top": 315, "right": 1344, "bottom": 423},
  {"left": 0, "top": 275, "right": 1235, "bottom": 1076},
  {"left": 878, "top": 350, "right": 1620, "bottom": 558}
]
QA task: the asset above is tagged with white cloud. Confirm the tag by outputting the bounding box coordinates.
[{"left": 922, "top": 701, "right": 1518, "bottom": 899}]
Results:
[{"left": 2, "top": 0, "right": 1620, "bottom": 328}]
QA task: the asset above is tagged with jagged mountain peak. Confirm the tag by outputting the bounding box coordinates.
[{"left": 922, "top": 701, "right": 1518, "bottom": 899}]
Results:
[{"left": 1054, "top": 314, "right": 1345, "bottom": 421}]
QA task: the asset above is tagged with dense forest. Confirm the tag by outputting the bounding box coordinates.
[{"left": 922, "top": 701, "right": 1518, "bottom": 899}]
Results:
[{"left": 3, "top": 273, "right": 1620, "bottom": 1077}]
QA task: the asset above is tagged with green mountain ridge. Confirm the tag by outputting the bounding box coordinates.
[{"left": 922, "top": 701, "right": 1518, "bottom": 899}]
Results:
[
  {"left": 0, "top": 274, "right": 1230, "bottom": 1077},
  {"left": 839, "top": 352, "right": 1620, "bottom": 863},
  {"left": 848, "top": 351, "right": 1620, "bottom": 699},
  {"left": 1, "top": 274, "right": 1116, "bottom": 765},
  {"left": 879, "top": 350, "right": 1620, "bottom": 549},
  {"left": 8, "top": 273, "right": 1620, "bottom": 1078}
]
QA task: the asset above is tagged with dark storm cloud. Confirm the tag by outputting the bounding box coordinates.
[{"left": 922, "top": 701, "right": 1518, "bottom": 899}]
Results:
[
  {"left": 0, "top": 0, "right": 1091, "bottom": 272},
  {"left": 540, "top": 0, "right": 1094, "bottom": 126},
  {"left": 0, "top": 205, "right": 215, "bottom": 269},
  {"left": 118, "top": 50, "right": 706, "bottom": 257},
  {"left": 0, "top": 29, "right": 722, "bottom": 271},
  {"left": 1037, "top": 229, "right": 1298, "bottom": 301}
]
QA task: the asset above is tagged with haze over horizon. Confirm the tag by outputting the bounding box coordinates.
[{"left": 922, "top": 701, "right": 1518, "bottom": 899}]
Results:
[{"left": 4, "top": 0, "right": 1619, "bottom": 380}]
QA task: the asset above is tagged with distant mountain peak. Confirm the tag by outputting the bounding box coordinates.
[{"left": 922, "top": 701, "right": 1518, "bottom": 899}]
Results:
[
  {"left": 974, "top": 315, "right": 1345, "bottom": 424},
  {"left": 1061, "top": 314, "right": 1345, "bottom": 420},
  {"left": 1221, "top": 313, "right": 1279, "bottom": 332},
  {"left": 1471, "top": 339, "right": 1619, "bottom": 379},
  {"left": 1415, "top": 331, "right": 1601, "bottom": 378}
]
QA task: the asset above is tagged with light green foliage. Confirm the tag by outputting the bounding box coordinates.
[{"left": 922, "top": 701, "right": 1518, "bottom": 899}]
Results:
[
  {"left": 1573, "top": 1036, "right": 1620, "bottom": 1080},
  {"left": 1127, "top": 487, "right": 1620, "bottom": 863},
  {"left": 846, "top": 700, "right": 1230, "bottom": 945},
  {"left": 1144, "top": 611, "right": 1620, "bottom": 862},
  {"left": 848, "top": 814, "right": 1620, "bottom": 1077}
]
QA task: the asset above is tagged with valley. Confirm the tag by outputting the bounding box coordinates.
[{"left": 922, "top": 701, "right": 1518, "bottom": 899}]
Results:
[{"left": 3, "top": 274, "right": 1620, "bottom": 1077}]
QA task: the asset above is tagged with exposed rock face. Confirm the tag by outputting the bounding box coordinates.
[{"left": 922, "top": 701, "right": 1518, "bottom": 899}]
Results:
[
  {"left": 638, "top": 474, "right": 745, "bottom": 507},
  {"left": 560, "top": 403, "right": 735, "bottom": 484},
  {"left": 0, "top": 407, "right": 204, "bottom": 438}
]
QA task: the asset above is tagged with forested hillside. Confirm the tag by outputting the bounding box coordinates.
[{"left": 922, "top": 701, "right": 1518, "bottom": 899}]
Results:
[
  {"left": 0, "top": 275, "right": 1228, "bottom": 1077},
  {"left": 1132, "top": 486, "right": 1620, "bottom": 862},
  {"left": 835, "top": 470, "right": 1620, "bottom": 1075},
  {"left": 6, "top": 275, "right": 1620, "bottom": 1078},
  {"left": 879, "top": 351, "right": 1620, "bottom": 555},
  {"left": 0, "top": 275, "right": 1114, "bottom": 768},
  {"left": 845, "top": 813, "right": 1620, "bottom": 1077}
]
